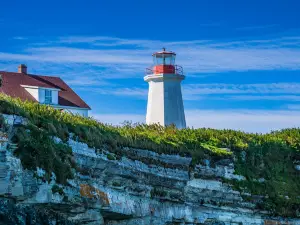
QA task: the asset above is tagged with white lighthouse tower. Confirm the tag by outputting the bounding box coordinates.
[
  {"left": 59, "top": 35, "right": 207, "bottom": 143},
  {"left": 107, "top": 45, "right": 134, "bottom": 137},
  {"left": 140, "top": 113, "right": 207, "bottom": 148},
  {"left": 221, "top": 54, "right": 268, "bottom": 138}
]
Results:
[{"left": 144, "top": 48, "right": 186, "bottom": 129}]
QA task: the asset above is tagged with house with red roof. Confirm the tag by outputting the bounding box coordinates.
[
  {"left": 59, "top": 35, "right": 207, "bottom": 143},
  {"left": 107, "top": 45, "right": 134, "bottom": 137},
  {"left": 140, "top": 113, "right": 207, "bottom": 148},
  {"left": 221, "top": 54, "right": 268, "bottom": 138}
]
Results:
[{"left": 0, "top": 64, "right": 91, "bottom": 117}]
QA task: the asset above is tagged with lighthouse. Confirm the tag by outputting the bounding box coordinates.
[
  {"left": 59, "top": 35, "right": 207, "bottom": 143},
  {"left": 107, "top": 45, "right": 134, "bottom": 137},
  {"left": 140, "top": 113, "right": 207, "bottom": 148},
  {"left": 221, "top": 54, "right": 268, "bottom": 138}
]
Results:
[{"left": 144, "top": 48, "right": 186, "bottom": 129}]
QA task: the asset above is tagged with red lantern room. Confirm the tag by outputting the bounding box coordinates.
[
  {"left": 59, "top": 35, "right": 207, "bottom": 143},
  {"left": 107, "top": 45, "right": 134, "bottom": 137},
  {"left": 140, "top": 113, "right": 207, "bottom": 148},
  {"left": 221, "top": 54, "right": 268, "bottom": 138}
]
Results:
[{"left": 146, "top": 48, "right": 183, "bottom": 75}]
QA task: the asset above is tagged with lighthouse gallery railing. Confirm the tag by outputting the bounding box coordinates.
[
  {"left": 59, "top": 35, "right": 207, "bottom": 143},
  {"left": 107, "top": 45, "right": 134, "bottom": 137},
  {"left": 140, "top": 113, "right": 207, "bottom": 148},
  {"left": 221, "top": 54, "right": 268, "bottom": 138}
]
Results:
[{"left": 145, "top": 65, "right": 183, "bottom": 76}]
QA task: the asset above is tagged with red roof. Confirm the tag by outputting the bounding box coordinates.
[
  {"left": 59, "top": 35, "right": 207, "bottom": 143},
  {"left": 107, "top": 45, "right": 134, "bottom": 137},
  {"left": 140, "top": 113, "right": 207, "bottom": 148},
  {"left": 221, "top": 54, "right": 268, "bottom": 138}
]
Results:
[{"left": 0, "top": 71, "right": 91, "bottom": 109}]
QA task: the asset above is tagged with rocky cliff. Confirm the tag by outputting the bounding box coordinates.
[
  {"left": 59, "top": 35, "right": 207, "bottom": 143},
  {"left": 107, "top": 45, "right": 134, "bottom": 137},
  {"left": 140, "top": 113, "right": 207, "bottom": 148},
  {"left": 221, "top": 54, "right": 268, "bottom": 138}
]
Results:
[{"left": 0, "top": 114, "right": 300, "bottom": 225}]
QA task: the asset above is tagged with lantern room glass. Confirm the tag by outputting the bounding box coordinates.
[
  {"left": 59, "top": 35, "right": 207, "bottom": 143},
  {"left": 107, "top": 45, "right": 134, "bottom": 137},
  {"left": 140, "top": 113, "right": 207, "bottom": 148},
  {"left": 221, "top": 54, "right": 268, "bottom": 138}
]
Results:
[{"left": 153, "top": 54, "right": 176, "bottom": 65}]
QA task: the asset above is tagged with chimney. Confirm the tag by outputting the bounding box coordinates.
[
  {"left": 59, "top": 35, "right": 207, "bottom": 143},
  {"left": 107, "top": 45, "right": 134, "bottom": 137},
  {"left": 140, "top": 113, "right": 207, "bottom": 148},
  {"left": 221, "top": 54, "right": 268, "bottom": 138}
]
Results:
[{"left": 18, "top": 64, "right": 27, "bottom": 74}]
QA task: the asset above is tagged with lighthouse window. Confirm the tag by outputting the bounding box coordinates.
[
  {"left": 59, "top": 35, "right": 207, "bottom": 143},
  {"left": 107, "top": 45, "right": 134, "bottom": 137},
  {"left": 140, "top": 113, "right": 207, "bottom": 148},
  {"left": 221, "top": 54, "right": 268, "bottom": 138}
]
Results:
[
  {"left": 153, "top": 53, "right": 176, "bottom": 65},
  {"left": 156, "top": 55, "right": 170, "bottom": 65},
  {"left": 170, "top": 55, "right": 176, "bottom": 65},
  {"left": 153, "top": 56, "right": 158, "bottom": 65},
  {"left": 156, "top": 57, "right": 163, "bottom": 65},
  {"left": 165, "top": 57, "right": 170, "bottom": 65}
]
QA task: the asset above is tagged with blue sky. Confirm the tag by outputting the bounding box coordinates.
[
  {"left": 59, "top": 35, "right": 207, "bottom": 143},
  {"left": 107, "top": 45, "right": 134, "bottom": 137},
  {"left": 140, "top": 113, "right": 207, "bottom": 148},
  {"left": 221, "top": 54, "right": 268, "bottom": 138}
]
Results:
[{"left": 1, "top": 0, "right": 300, "bottom": 132}]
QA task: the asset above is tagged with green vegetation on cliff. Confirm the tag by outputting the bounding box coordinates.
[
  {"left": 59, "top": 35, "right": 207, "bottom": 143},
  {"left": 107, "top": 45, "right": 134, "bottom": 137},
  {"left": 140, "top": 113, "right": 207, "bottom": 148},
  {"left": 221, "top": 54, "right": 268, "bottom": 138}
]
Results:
[{"left": 0, "top": 94, "right": 299, "bottom": 217}]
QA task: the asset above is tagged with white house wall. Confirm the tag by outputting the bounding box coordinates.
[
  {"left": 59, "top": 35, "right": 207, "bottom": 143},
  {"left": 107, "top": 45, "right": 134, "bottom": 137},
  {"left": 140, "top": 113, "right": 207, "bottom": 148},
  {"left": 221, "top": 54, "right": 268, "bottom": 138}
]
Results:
[
  {"left": 23, "top": 86, "right": 88, "bottom": 117},
  {"left": 51, "top": 90, "right": 58, "bottom": 105},
  {"left": 38, "top": 88, "right": 45, "bottom": 103},
  {"left": 24, "top": 87, "right": 39, "bottom": 101},
  {"left": 52, "top": 106, "right": 88, "bottom": 117}
]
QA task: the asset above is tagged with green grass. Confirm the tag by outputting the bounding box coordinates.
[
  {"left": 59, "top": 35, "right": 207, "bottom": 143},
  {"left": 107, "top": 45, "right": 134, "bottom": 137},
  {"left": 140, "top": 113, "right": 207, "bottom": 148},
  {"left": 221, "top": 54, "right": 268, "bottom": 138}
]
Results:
[{"left": 0, "top": 93, "right": 299, "bottom": 217}]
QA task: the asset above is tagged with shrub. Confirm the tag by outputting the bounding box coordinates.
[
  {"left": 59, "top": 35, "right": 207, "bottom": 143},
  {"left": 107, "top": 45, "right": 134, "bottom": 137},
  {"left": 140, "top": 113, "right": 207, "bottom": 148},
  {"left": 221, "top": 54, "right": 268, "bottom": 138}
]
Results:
[
  {"left": 107, "top": 153, "right": 116, "bottom": 160},
  {"left": 51, "top": 184, "right": 64, "bottom": 195},
  {"left": 13, "top": 125, "right": 74, "bottom": 184}
]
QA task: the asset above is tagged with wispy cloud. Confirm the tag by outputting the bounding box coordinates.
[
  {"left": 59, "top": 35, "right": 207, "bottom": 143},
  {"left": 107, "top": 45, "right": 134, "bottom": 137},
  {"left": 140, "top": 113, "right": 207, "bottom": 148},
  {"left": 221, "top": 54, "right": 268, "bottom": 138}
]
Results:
[
  {"left": 183, "top": 83, "right": 300, "bottom": 101},
  {"left": 78, "top": 87, "right": 148, "bottom": 98},
  {"left": 236, "top": 24, "right": 278, "bottom": 31},
  {"left": 184, "top": 83, "right": 300, "bottom": 95},
  {"left": 78, "top": 82, "right": 300, "bottom": 102},
  {"left": 221, "top": 95, "right": 300, "bottom": 101},
  {"left": 91, "top": 109, "right": 300, "bottom": 133},
  {"left": 13, "top": 36, "right": 28, "bottom": 40},
  {"left": 186, "top": 110, "right": 300, "bottom": 133},
  {"left": 286, "top": 104, "right": 300, "bottom": 110},
  {"left": 66, "top": 76, "right": 110, "bottom": 86},
  {"left": 1, "top": 35, "right": 300, "bottom": 78}
]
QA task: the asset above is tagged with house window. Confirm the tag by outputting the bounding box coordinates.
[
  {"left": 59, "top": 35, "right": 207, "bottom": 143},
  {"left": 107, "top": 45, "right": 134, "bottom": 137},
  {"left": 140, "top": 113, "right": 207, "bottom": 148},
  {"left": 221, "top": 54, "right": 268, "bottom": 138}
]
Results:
[{"left": 44, "top": 89, "right": 52, "bottom": 104}]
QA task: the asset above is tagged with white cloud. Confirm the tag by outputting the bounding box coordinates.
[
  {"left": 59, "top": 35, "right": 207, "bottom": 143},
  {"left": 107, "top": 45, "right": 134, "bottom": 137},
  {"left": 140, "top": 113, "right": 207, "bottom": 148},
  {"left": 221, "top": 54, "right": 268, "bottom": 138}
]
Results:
[
  {"left": 91, "top": 109, "right": 300, "bottom": 133},
  {"left": 1, "top": 35, "right": 300, "bottom": 78},
  {"left": 221, "top": 95, "right": 300, "bottom": 101},
  {"left": 183, "top": 83, "right": 300, "bottom": 101},
  {"left": 93, "top": 87, "right": 148, "bottom": 98},
  {"left": 286, "top": 104, "right": 300, "bottom": 110},
  {"left": 185, "top": 110, "right": 300, "bottom": 133},
  {"left": 76, "top": 82, "right": 300, "bottom": 102},
  {"left": 184, "top": 83, "right": 300, "bottom": 95},
  {"left": 236, "top": 24, "right": 278, "bottom": 31},
  {"left": 13, "top": 36, "right": 27, "bottom": 40},
  {"left": 66, "top": 76, "right": 109, "bottom": 86}
]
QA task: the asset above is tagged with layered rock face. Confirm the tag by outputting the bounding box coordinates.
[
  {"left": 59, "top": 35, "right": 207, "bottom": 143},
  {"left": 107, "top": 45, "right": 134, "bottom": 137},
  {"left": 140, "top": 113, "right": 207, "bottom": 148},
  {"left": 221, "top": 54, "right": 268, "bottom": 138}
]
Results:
[{"left": 0, "top": 119, "right": 300, "bottom": 225}]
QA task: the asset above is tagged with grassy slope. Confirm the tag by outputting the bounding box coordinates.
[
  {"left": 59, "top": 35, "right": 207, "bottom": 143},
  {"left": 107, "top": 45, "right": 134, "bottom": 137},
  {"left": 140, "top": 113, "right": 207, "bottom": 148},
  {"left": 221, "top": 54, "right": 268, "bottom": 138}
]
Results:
[{"left": 0, "top": 94, "right": 299, "bottom": 217}]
